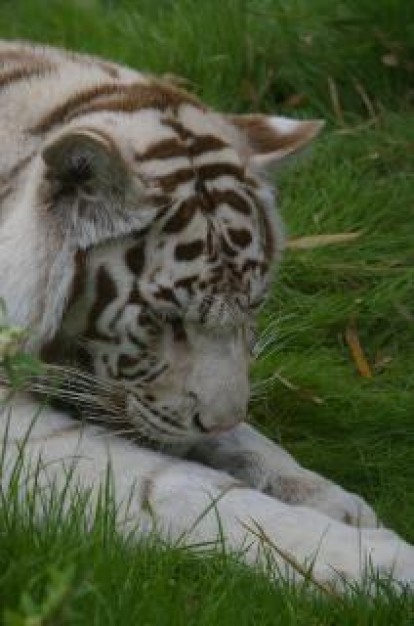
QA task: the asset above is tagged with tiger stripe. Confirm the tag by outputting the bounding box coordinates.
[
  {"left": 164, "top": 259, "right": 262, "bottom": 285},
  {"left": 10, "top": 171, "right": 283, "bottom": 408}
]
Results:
[
  {"left": 135, "top": 138, "right": 189, "bottom": 162},
  {"left": 174, "top": 239, "right": 204, "bottom": 261},
  {"left": 0, "top": 184, "right": 13, "bottom": 204},
  {"left": 227, "top": 228, "right": 252, "bottom": 248},
  {"left": 65, "top": 50, "right": 121, "bottom": 79},
  {"left": 0, "top": 153, "right": 35, "bottom": 205},
  {"left": 188, "top": 135, "right": 228, "bottom": 157},
  {"left": 30, "top": 81, "right": 203, "bottom": 134},
  {"left": 84, "top": 266, "right": 119, "bottom": 342},
  {"left": 156, "top": 163, "right": 245, "bottom": 194},
  {"left": 136, "top": 135, "right": 230, "bottom": 166},
  {"left": 30, "top": 83, "right": 132, "bottom": 133},
  {"left": 209, "top": 189, "right": 252, "bottom": 215},
  {"left": 162, "top": 197, "right": 199, "bottom": 233},
  {"left": 0, "top": 63, "right": 53, "bottom": 90}
]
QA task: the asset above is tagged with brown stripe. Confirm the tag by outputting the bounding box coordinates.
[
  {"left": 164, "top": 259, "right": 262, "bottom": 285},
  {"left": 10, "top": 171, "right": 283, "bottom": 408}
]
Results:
[
  {"left": 31, "top": 81, "right": 203, "bottom": 135},
  {"left": 145, "top": 193, "right": 171, "bottom": 209},
  {"left": 245, "top": 176, "right": 259, "bottom": 189},
  {"left": 220, "top": 236, "right": 238, "bottom": 258},
  {"left": 118, "top": 354, "right": 141, "bottom": 369},
  {"left": 125, "top": 243, "right": 146, "bottom": 276},
  {"left": 206, "top": 225, "right": 216, "bottom": 257},
  {"left": 242, "top": 259, "right": 259, "bottom": 273},
  {"left": 161, "top": 121, "right": 228, "bottom": 156},
  {"left": 209, "top": 189, "right": 252, "bottom": 215},
  {"left": 161, "top": 125, "right": 230, "bottom": 161},
  {"left": 156, "top": 167, "right": 195, "bottom": 193},
  {"left": 64, "top": 95, "right": 148, "bottom": 123},
  {"left": 209, "top": 265, "right": 225, "bottom": 285},
  {"left": 0, "top": 49, "right": 46, "bottom": 66},
  {"left": 162, "top": 118, "right": 193, "bottom": 141},
  {"left": 174, "top": 275, "right": 198, "bottom": 291},
  {"left": 66, "top": 249, "right": 87, "bottom": 311},
  {"left": 154, "top": 286, "right": 180, "bottom": 305},
  {"left": 174, "top": 239, "right": 204, "bottom": 261},
  {"left": 171, "top": 319, "right": 187, "bottom": 342},
  {"left": 129, "top": 285, "right": 146, "bottom": 306},
  {"left": 0, "top": 153, "right": 34, "bottom": 187},
  {"left": 227, "top": 227, "right": 252, "bottom": 248},
  {"left": 30, "top": 83, "right": 127, "bottom": 133},
  {"left": 0, "top": 63, "right": 52, "bottom": 90},
  {"left": 84, "top": 265, "right": 119, "bottom": 341},
  {"left": 258, "top": 205, "right": 275, "bottom": 263},
  {"left": 66, "top": 50, "right": 120, "bottom": 79},
  {"left": 197, "top": 163, "right": 245, "bottom": 183},
  {"left": 189, "top": 135, "right": 228, "bottom": 157},
  {"left": 93, "top": 60, "right": 120, "bottom": 79},
  {"left": 135, "top": 138, "right": 189, "bottom": 162},
  {"left": 162, "top": 197, "right": 198, "bottom": 233},
  {"left": 156, "top": 162, "right": 245, "bottom": 193},
  {"left": 0, "top": 184, "right": 13, "bottom": 204},
  {"left": 152, "top": 78, "right": 203, "bottom": 110},
  {"left": 138, "top": 310, "right": 156, "bottom": 327}
]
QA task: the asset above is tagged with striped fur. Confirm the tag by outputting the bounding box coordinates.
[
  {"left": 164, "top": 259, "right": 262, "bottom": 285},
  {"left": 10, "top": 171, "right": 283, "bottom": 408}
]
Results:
[
  {"left": 0, "top": 39, "right": 318, "bottom": 442},
  {"left": 2, "top": 42, "right": 413, "bottom": 589}
]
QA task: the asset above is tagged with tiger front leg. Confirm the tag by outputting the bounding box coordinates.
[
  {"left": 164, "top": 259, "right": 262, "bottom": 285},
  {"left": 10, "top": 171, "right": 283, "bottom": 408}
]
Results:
[
  {"left": 4, "top": 398, "right": 412, "bottom": 591},
  {"left": 187, "top": 423, "right": 379, "bottom": 528},
  {"left": 144, "top": 460, "right": 414, "bottom": 591}
]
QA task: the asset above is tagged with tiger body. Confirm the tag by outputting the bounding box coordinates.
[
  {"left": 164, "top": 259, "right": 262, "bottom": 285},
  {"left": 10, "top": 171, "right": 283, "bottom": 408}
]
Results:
[{"left": 1, "top": 40, "right": 413, "bottom": 590}]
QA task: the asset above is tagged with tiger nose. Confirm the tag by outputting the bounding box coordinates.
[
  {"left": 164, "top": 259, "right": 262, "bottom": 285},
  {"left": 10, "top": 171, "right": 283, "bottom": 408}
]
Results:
[{"left": 189, "top": 391, "right": 249, "bottom": 434}]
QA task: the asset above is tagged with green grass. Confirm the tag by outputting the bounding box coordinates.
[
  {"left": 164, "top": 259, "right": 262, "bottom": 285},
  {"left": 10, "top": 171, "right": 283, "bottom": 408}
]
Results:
[
  {"left": 0, "top": 0, "right": 414, "bottom": 623},
  {"left": 3, "top": 495, "right": 414, "bottom": 626}
]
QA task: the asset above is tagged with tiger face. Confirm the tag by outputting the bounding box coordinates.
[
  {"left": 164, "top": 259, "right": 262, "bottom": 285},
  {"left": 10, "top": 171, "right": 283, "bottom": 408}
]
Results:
[
  {"left": 53, "top": 116, "right": 273, "bottom": 442},
  {"left": 0, "top": 44, "right": 322, "bottom": 444}
]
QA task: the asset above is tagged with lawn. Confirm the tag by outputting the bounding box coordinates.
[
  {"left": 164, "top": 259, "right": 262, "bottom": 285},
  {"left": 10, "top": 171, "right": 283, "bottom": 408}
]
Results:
[{"left": 0, "top": 0, "right": 414, "bottom": 623}]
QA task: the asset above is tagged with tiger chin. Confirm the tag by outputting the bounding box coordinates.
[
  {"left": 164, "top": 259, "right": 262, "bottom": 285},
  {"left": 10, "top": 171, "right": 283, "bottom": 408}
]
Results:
[{"left": 0, "top": 40, "right": 413, "bottom": 593}]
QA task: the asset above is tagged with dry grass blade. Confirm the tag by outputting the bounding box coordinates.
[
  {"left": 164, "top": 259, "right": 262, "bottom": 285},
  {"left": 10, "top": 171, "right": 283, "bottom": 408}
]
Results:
[
  {"left": 287, "top": 232, "right": 362, "bottom": 250},
  {"left": 273, "top": 371, "right": 324, "bottom": 405},
  {"left": 327, "top": 76, "right": 345, "bottom": 127},
  {"left": 352, "top": 79, "right": 380, "bottom": 128},
  {"left": 345, "top": 319, "right": 373, "bottom": 378},
  {"left": 240, "top": 518, "right": 343, "bottom": 600}
]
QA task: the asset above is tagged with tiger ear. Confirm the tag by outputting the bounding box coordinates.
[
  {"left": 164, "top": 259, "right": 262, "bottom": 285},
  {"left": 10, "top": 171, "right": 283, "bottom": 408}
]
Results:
[
  {"left": 42, "top": 127, "right": 126, "bottom": 193},
  {"left": 229, "top": 114, "right": 325, "bottom": 168}
]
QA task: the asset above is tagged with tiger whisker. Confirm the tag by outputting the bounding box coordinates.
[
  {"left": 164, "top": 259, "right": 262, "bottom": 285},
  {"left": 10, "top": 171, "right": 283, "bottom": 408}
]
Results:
[
  {"left": 46, "top": 364, "right": 122, "bottom": 393},
  {"left": 94, "top": 427, "right": 138, "bottom": 440}
]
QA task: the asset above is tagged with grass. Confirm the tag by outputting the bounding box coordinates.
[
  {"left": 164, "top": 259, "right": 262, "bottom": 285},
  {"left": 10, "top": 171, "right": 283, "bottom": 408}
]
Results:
[
  {"left": 3, "top": 500, "right": 414, "bottom": 626},
  {"left": 0, "top": 0, "right": 414, "bottom": 622}
]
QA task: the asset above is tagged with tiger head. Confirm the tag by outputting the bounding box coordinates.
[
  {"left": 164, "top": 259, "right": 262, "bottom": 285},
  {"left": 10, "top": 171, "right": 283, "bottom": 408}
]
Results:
[{"left": 4, "top": 81, "right": 323, "bottom": 444}]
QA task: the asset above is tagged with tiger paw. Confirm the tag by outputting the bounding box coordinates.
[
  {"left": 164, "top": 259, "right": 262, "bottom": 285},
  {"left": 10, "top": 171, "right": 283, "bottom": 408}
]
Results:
[{"left": 299, "top": 482, "right": 379, "bottom": 528}]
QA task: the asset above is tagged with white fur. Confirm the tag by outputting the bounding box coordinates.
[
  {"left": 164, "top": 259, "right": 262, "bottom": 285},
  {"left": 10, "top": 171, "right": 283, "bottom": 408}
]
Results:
[{"left": 2, "top": 390, "right": 414, "bottom": 591}]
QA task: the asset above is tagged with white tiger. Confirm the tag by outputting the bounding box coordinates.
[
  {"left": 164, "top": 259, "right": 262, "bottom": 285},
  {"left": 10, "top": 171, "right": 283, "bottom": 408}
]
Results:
[{"left": 0, "top": 40, "right": 413, "bottom": 591}]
